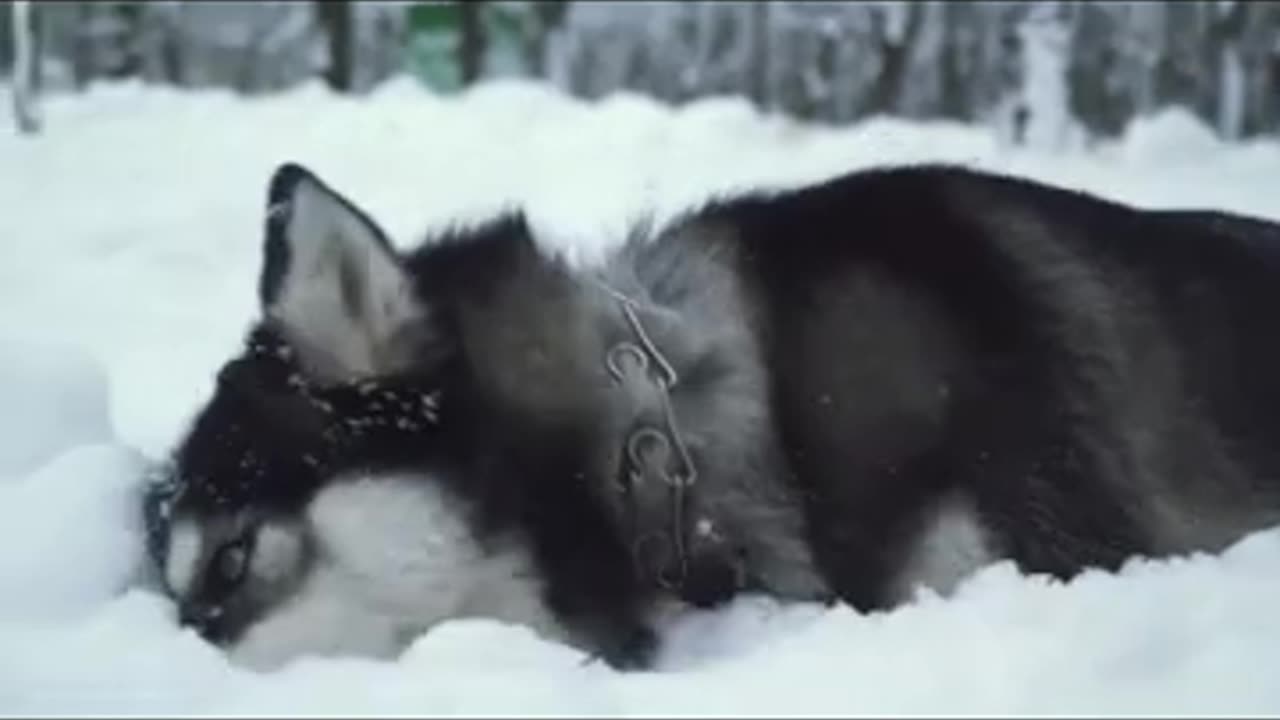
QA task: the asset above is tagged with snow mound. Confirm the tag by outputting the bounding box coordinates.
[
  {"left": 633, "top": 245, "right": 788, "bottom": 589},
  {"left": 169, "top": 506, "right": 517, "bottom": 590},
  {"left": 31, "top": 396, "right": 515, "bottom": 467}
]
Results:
[
  {"left": 2, "top": 77, "right": 1280, "bottom": 714},
  {"left": 0, "top": 443, "right": 149, "bottom": 621},
  {"left": 1121, "top": 107, "right": 1225, "bottom": 166},
  {"left": 0, "top": 337, "right": 112, "bottom": 479}
]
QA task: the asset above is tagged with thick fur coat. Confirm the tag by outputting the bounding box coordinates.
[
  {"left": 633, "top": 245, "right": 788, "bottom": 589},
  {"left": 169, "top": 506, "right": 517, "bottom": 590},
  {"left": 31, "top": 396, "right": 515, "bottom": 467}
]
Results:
[{"left": 150, "top": 162, "right": 1280, "bottom": 670}]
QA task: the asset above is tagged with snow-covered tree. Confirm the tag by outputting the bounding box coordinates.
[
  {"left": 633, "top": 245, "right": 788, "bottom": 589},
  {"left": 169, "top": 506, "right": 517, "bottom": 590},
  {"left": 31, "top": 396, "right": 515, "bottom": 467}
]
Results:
[
  {"left": 8, "top": 1, "right": 1279, "bottom": 141},
  {"left": 1014, "top": 2, "right": 1075, "bottom": 150}
]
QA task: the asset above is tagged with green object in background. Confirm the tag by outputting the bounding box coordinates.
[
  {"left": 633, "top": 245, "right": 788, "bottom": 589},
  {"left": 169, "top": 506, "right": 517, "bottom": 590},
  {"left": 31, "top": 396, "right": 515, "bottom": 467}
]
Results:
[
  {"left": 406, "top": 1, "right": 535, "bottom": 92},
  {"left": 407, "top": 2, "right": 464, "bottom": 93}
]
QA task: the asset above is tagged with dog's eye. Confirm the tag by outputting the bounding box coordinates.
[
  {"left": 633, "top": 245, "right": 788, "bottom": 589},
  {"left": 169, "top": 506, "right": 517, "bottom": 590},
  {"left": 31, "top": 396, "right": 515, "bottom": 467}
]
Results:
[{"left": 214, "top": 539, "right": 250, "bottom": 585}]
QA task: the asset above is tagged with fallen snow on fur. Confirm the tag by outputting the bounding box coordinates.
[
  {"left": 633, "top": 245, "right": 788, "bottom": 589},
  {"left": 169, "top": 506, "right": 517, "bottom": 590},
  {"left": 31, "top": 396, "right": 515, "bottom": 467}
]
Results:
[{"left": 2, "top": 77, "right": 1280, "bottom": 715}]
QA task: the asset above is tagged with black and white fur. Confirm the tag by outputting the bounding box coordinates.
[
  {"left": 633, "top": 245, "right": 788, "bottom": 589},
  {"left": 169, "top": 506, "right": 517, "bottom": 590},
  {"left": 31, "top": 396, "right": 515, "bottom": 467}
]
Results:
[{"left": 153, "top": 161, "right": 1280, "bottom": 671}]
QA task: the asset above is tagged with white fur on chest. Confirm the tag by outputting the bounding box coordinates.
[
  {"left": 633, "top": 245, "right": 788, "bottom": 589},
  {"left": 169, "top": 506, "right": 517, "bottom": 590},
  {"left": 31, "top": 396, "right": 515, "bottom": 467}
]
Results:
[
  {"left": 891, "top": 492, "right": 997, "bottom": 603},
  {"left": 228, "top": 473, "right": 567, "bottom": 671}
]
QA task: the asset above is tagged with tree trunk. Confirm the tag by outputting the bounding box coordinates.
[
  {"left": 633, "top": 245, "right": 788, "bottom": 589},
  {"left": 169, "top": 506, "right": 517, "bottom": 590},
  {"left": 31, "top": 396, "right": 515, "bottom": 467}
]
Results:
[
  {"left": 11, "top": 0, "right": 40, "bottom": 135},
  {"left": 458, "top": 1, "right": 485, "bottom": 85},
  {"left": 530, "top": 0, "right": 569, "bottom": 77},
  {"left": 1208, "top": 0, "right": 1247, "bottom": 140},
  {"left": 317, "top": 0, "right": 353, "bottom": 92},
  {"left": 869, "top": 2, "right": 924, "bottom": 116}
]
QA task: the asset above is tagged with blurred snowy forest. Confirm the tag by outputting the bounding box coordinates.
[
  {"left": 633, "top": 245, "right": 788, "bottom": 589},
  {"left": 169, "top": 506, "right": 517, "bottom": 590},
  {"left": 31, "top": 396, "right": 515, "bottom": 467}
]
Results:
[{"left": 4, "top": 1, "right": 1280, "bottom": 143}]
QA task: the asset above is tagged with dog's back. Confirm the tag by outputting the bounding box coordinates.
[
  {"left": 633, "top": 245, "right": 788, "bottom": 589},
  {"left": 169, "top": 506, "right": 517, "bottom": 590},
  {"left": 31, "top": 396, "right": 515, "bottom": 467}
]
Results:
[{"left": 689, "top": 165, "right": 1280, "bottom": 608}]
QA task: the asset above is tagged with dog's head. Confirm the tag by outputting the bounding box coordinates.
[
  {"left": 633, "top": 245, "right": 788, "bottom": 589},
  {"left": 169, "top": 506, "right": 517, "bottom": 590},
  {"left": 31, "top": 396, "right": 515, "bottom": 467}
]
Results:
[{"left": 152, "top": 164, "right": 476, "bottom": 665}]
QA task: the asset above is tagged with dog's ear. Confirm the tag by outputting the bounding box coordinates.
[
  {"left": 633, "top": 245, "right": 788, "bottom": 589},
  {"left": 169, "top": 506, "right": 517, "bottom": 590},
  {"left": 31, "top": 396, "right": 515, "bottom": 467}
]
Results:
[{"left": 257, "top": 163, "right": 434, "bottom": 384}]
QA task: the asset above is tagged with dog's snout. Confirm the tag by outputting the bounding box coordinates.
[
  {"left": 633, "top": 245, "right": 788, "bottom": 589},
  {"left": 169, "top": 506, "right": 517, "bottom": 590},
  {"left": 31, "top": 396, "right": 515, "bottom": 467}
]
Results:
[{"left": 178, "top": 601, "right": 227, "bottom": 641}]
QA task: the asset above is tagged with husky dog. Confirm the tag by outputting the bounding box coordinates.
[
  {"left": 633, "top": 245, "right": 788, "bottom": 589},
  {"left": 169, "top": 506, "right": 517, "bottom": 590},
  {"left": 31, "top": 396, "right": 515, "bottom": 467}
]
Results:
[{"left": 150, "top": 161, "right": 1280, "bottom": 671}]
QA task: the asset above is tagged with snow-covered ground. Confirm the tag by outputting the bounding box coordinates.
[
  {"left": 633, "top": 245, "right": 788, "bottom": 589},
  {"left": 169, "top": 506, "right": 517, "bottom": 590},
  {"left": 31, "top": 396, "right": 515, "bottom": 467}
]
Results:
[{"left": 2, "top": 77, "right": 1280, "bottom": 715}]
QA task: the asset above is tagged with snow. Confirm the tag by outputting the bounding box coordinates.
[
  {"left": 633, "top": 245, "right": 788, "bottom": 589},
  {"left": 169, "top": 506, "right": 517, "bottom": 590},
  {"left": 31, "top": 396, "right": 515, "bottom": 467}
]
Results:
[
  {"left": 3, "top": 76, "right": 1280, "bottom": 714},
  {"left": 0, "top": 339, "right": 112, "bottom": 477},
  {"left": 1120, "top": 105, "right": 1235, "bottom": 167}
]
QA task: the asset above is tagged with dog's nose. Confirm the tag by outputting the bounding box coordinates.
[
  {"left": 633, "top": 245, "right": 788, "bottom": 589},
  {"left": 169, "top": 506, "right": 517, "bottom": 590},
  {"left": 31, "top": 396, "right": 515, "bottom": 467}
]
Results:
[{"left": 178, "top": 601, "right": 227, "bottom": 641}]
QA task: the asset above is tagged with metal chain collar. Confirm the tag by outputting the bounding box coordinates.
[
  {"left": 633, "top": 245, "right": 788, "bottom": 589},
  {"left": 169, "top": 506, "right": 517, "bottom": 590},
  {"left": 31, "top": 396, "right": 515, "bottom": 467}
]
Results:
[{"left": 600, "top": 282, "right": 699, "bottom": 590}]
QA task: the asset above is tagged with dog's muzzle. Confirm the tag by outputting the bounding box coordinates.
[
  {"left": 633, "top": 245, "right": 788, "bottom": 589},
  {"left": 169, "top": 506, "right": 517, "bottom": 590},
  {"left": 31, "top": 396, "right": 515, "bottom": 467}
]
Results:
[{"left": 178, "top": 600, "right": 231, "bottom": 645}]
